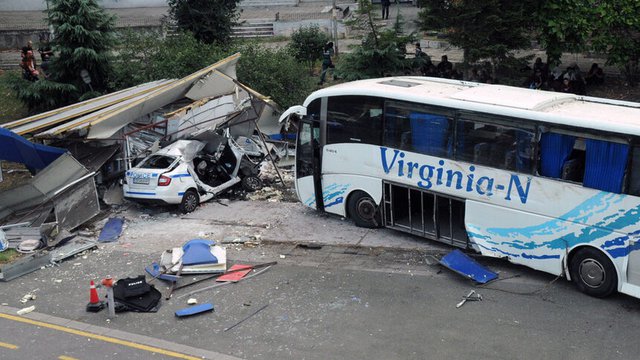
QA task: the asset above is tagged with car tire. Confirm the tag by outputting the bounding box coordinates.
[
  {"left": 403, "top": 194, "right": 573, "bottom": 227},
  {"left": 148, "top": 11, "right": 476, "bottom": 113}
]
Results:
[
  {"left": 242, "top": 176, "right": 263, "bottom": 192},
  {"left": 347, "top": 191, "right": 381, "bottom": 228},
  {"left": 179, "top": 190, "right": 199, "bottom": 214},
  {"left": 569, "top": 247, "right": 617, "bottom": 298}
]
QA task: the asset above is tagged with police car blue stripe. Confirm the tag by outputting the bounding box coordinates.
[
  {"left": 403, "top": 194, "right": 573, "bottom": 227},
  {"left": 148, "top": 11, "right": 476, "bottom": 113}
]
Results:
[
  {"left": 171, "top": 173, "right": 191, "bottom": 178},
  {"left": 126, "top": 191, "right": 156, "bottom": 195},
  {"left": 178, "top": 192, "right": 185, "bottom": 196}
]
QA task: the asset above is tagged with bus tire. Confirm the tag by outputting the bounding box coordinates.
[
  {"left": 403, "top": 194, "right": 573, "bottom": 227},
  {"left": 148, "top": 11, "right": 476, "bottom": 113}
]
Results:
[
  {"left": 348, "top": 191, "right": 381, "bottom": 228},
  {"left": 569, "top": 247, "right": 617, "bottom": 298},
  {"left": 179, "top": 190, "right": 199, "bottom": 214}
]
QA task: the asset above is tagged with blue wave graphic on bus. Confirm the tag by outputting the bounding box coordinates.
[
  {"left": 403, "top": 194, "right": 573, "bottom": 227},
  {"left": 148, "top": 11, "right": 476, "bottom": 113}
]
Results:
[
  {"left": 469, "top": 192, "right": 640, "bottom": 259},
  {"left": 304, "top": 183, "right": 350, "bottom": 208}
]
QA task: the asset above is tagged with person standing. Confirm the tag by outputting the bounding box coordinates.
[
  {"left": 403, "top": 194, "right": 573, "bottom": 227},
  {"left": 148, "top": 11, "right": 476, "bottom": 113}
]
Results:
[
  {"left": 381, "top": 0, "right": 391, "bottom": 20},
  {"left": 319, "top": 42, "right": 335, "bottom": 85}
]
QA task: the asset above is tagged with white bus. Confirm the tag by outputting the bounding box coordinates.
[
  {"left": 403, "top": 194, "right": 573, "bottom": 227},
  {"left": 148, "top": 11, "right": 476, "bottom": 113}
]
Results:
[{"left": 280, "top": 76, "right": 640, "bottom": 299}]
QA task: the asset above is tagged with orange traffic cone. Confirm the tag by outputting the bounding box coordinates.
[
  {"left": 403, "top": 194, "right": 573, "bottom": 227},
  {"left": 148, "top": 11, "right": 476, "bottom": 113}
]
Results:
[{"left": 86, "top": 280, "right": 105, "bottom": 312}]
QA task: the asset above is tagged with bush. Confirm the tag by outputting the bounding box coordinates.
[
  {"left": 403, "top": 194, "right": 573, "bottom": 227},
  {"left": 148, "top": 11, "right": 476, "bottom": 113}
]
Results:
[
  {"left": 287, "top": 25, "right": 330, "bottom": 74},
  {"left": 235, "top": 43, "right": 316, "bottom": 109},
  {"left": 110, "top": 31, "right": 229, "bottom": 90}
]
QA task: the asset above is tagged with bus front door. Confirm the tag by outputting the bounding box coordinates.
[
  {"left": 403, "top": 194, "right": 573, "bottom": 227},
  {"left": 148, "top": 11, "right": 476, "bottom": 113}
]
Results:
[{"left": 296, "top": 119, "right": 323, "bottom": 210}]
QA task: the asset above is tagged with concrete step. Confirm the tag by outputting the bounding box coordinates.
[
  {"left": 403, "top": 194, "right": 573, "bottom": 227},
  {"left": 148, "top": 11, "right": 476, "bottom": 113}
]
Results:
[{"left": 232, "top": 19, "right": 274, "bottom": 38}]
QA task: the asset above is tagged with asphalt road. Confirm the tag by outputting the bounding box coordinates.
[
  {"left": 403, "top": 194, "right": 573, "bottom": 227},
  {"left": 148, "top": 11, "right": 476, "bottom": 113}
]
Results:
[{"left": 1, "top": 197, "right": 640, "bottom": 359}]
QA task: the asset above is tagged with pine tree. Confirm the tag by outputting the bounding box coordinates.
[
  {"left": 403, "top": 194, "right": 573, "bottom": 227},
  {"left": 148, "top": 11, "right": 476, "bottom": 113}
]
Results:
[
  {"left": 418, "top": 0, "right": 532, "bottom": 78},
  {"left": 12, "top": 0, "right": 116, "bottom": 111},
  {"left": 338, "top": 0, "right": 415, "bottom": 80},
  {"left": 168, "top": 0, "right": 241, "bottom": 45}
]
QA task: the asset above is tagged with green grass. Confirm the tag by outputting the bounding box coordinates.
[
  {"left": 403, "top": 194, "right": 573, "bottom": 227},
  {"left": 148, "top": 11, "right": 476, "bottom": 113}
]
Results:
[
  {"left": 0, "top": 70, "right": 29, "bottom": 124},
  {"left": 0, "top": 248, "right": 21, "bottom": 264}
]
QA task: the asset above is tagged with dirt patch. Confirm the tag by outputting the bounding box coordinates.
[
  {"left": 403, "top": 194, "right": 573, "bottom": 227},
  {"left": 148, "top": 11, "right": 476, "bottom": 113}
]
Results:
[
  {"left": 0, "top": 249, "right": 22, "bottom": 265},
  {"left": 0, "top": 162, "right": 32, "bottom": 191},
  {"left": 586, "top": 77, "right": 640, "bottom": 102}
]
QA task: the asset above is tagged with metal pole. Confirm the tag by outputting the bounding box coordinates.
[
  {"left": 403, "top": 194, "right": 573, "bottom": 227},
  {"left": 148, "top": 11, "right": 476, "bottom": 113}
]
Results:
[{"left": 332, "top": 0, "right": 339, "bottom": 55}]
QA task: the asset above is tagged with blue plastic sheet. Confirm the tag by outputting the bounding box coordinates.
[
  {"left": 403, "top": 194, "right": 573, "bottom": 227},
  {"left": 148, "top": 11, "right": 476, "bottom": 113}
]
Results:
[
  {"left": 182, "top": 239, "right": 218, "bottom": 265},
  {"left": 98, "top": 218, "right": 124, "bottom": 243},
  {"left": 439, "top": 249, "right": 498, "bottom": 284},
  {"left": 175, "top": 303, "right": 214, "bottom": 317},
  {"left": 0, "top": 127, "right": 66, "bottom": 170}
]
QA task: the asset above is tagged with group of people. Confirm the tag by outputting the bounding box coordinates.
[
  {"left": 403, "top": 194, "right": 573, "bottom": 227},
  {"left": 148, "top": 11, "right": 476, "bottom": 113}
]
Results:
[
  {"left": 525, "top": 57, "right": 605, "bottom": 95},
  {"left": 414, "top": 44, "right": 464, "bottom": 80},
  {"left": 19, "top": 38, "right": 53, "bottom": 82}
]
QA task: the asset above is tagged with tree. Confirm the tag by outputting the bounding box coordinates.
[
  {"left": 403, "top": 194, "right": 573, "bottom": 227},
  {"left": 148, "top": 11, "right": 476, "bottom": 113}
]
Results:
[
  {"left": 338, "top": 0, "right": 414, "bottom": 80},
  {"left": 530, "top": 1, "right": 595, "bottom": 66},
  {"left": 590, "top": 1, "right": 640, "bottom": 86},
  {"left": 287, "top": 25, "right": 330, "bottom": 74},
  {"left": 235, "top": 43, "right": 315, "bottom": 109},
  {"left": 12, "top": 0, "right": 116, "bottom": 111},
  {"left": 168, "top": 0, "right": 240, "bottom": 45},
  {"left": 418, "top": 0, "right": 532, "bottom": 78},
  {"left": 111, "top": 31, "right": 227, "bottom": 90}
]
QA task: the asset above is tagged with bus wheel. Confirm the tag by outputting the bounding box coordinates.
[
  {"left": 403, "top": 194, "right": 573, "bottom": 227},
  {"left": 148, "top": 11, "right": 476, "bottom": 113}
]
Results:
[
  {"left": 179, "top": 190, "right": 199, "bottom": 214},
  {"left": 569, "top": 247, "right": 617, "bottom": 298},
  {"left": 348, "top": 191, "right": 381, "bottom": 228}
]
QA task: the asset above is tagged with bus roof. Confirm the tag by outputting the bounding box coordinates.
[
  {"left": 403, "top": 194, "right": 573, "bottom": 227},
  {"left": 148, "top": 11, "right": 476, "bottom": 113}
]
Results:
[{"left": 304, "top": 77, "right": 640, "bottom": 137}]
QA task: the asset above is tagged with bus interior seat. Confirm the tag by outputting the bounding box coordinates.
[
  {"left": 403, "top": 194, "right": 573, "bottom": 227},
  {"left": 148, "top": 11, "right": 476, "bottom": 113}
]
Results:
[
  {"left": 562, "top": 158, "right": 583, "bottom": 181},
  {"left": 474, "top": 143, "right": 490, "bottom": 163}
]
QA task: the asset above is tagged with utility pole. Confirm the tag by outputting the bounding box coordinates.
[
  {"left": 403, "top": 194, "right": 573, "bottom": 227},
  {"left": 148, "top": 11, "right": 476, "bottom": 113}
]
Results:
[{"left": 332, "top": 0, "right": 339, "bottom": 55}]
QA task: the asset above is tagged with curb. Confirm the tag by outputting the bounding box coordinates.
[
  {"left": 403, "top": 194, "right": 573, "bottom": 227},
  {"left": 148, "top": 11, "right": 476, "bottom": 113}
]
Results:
[{"left": 0, "top": 306, "right": 243, "bottom": 360}]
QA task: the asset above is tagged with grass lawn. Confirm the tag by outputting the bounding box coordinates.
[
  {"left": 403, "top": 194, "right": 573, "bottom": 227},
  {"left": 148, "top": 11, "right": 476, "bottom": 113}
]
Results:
[{"left": 0, "top": 69, "right": 28, "bottom": 124}]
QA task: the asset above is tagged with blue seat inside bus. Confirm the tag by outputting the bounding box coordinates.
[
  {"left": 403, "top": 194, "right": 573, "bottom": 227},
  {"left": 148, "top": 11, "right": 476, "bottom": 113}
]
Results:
[{"left": 409, "top": 113, "right": 451, "bottom": 157}]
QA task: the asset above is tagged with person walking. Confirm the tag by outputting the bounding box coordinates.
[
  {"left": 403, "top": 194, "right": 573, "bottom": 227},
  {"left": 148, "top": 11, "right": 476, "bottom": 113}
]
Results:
[{"left": 319, "top": 42, "right": 335, "bottom": 85}]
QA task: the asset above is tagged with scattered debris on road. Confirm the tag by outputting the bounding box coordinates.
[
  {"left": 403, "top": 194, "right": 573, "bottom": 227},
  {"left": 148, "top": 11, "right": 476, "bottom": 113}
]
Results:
[{"left": 456, "top": 290, "right": 483, "bottom": 308}]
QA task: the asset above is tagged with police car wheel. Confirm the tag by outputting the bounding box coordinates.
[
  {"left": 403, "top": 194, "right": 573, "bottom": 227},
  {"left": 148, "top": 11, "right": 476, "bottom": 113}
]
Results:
[
  {"left": 242, "top": 176, "right": 263, "bottom": 192},
  {"left": 179, "top": 190, "right": 199, "bottom": 214},
  {"left": 569, "top": 247, "right": 617, "bottom": 298}
]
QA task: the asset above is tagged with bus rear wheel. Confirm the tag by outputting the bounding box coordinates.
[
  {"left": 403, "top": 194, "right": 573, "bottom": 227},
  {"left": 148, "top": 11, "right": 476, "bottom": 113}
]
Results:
[
  {"left": 569, "top": 247, "right": 617, "bottom": 298},
  {"left": 348, "top": 191, "right": 381, "bottom": 228}
]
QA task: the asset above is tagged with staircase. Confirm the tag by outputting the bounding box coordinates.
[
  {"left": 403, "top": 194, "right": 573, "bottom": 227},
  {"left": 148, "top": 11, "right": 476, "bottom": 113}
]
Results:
[{"left": 232, "top": 19, "right": 275, "bottom": 38}]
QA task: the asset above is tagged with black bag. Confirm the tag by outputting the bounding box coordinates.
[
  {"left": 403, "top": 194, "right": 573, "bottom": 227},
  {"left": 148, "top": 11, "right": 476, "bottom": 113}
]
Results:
[{"left": 115, "top": 275, "right": 150, "bottom": 298}]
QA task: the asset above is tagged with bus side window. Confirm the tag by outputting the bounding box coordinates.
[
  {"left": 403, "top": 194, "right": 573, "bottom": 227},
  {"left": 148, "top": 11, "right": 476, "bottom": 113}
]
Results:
[
  {"left": 383, "top": 101, "right": 453, "bottom": 158},
  {"left": 627, "top": 146, "right": 640, "bottom": 196},
  {"left": 456, "top": 119, "right": 534, "bottom": 172},
  {"left": 583, "top": 138, "right": 629, "bottom": 193},
  {"left": 540, "top": 132, "right": 631, "bottom": 193},
  {"left": 326, "top": 96, "right": 383, "bottom": 145}
]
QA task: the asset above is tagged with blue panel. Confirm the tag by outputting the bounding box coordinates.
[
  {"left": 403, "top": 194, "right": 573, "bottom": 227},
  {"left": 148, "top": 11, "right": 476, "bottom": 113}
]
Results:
[
  {"left": 0, "top": 127, "right": 65, "bottom": 169},
  {"left": 175, "top": 303, "right": 214, "bottom": 317},
  {"left": 98, "top": 218, "right": 124, "bottom": 242},
  {"left": 145, "top": 262, "right": 181, "bottom": 282},
  {"left": 583, "top": 139, "right": 630, "bottom": 193},
  {"left": 540, "top": 133, "right": 575, "bottom": 178},
  {"left": 409, "top": 113, "right": 450, "bottom": 157},
  {"left": 182, "top": 239, "right": 218, "bottom": 265},
  {"left": 439, "top": 249, "right": 498, "bottom": 284}
]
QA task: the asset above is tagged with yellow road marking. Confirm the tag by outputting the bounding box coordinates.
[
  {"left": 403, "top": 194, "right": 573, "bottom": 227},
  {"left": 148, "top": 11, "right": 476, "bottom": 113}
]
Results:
[
  {"left": 0, "top": 313, "right": 200, "bottom": 360},
  {"left": 58, "top": 356, "right": 79, "bottom": 360},
  {"left": 0, "top": 341, "right": 18, "bottom": 350}
]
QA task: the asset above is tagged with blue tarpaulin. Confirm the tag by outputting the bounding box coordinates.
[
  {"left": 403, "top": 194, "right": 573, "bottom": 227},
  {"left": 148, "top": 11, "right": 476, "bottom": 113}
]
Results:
[
  {"left": 182, "top": 239, "right": 218, "bottom": 265},
  {"left": 439, "top": 249, "right": 498, "bottom": 284},
  {"left": 0, "top": 127, "right": 66, "bottom": 170},
  {"left": 98, "top": 218, "right": 124, "bottom": 242}
]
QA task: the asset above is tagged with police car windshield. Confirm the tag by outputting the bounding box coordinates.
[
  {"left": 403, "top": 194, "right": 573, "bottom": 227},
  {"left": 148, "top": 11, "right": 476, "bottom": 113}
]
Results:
[{"left": 138, "top": 155, "right": 176, "bottom": 169}]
